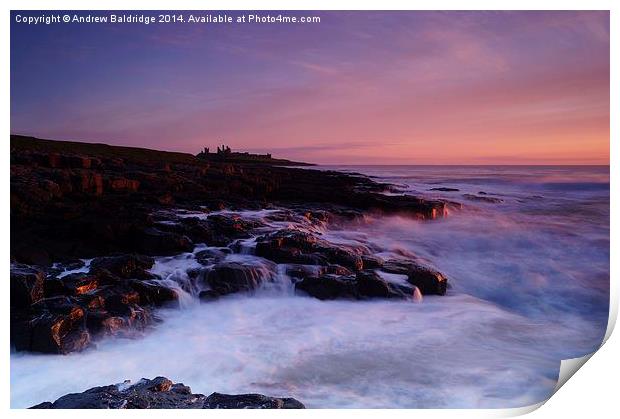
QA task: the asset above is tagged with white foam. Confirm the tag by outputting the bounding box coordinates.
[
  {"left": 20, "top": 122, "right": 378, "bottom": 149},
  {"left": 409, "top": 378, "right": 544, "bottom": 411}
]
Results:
[
  {"left": 10, "top": 167, "right": 609, "bottom": 409},
  {"left": 10, "top": 295, "right": 600, "bottom": 408},
  {"left": 57, "top": 259, "right": 93, "bottom": 279}
]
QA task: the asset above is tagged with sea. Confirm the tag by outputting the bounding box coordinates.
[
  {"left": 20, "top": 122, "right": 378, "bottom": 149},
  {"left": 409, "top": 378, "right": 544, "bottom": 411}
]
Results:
[{"left": 10, "top": 165, "right": 610, "bottom": 408}]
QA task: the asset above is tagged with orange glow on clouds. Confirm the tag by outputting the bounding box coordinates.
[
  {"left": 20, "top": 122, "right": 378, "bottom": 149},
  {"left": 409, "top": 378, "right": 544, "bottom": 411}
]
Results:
[{"left": 11, "top": 11, "right": 609, "bottom": 164}]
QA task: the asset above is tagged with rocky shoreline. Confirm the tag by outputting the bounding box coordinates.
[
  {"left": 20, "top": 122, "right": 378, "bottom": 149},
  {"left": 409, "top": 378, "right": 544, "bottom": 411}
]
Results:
[
  {"left": 11, "top": 134, "right": 453, "bottom": 408},
  {"left": 31, "top": 377, "right": 305, "bottom": 409}
]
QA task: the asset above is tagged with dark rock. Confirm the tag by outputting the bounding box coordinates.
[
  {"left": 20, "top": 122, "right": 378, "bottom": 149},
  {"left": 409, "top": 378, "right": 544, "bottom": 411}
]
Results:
[
  {"left": 98, "top": 286, "right": 141, "bottom": 315},
  {"left": 86, "top": 311, "right": 127, "bottom": 336},
  {"left": 62, "top": 155, "right": 93, "bottom": 169},
  {"left": 72, "top": 171, "right": 103, "bottom": 195},
  {"left": 204, "top": 261, "right": 275, "bottom": 297},
  {"left": 322, "top": 264, "right": 353, "bottom": 276},
  {"left": 30, "top": 377, "right": 305, "bottom": 409},
  {"left": 255, "top": 229, "right": 365, "bottom": 271},
  {"left": 136, "top": 228, "right": 193, "bottom": 256},
  {"left": 30, "top": 377, "right": 201, "bottom": 409},
  {"left": 361, "top": 254, "right": 384, "bottom": 269},
  {"left": 206, "top": 214, "right": 263, "bottom": 243},
  {"left": 195, "top": 248, "right": 230, "bottom": 265},
  {"left": 285, "top": 264, "right": 352, "bottom": 282},
  {"left": 295, "top": 270, "right": 412, "bottom": 301},
  {"left": 11, "top": 264, "right": 45, "bottom": 308},
  {"left": 203, "top": 392, "right": 305, "bottom": 409},
  {"left": 317, "top": 245, "right": 364, "bottom": 271},
  {"left": 381, "top": 259, "right": 448, "bottom": 295},
  {"left": 295, "top": 274, "right": 358, "bottom": 300},
  {"left": 12, "top": 135, "right": 449, "bottom": 265},
  {"left": 90, "top": 254, "right": 155, "bottom": 279},
  {"left": 128, "top": 279, "right": 179, "bottom": 307},
  {"left": 45, "top": 273, "right": 99, "bottom": 296},
  {"left": 285, "top": 264, "right": 322, "bottom": 280},
  {"left": 12, "top": 274, "right": 160, "bottom": 353},
  {"left": 428, "top": 187, "right": 460, "bottom": 192},
  {"left": 198, "top": 289, "right": 220, "bottom": 302},
  {"left": 462, "top": 194, "right": 503, "bottom": 204},
  {"left": 356, "top": 270, "right": 410, "bottom": 299},
  {"left": 19, "top": 296, "right": 91, "bottom": 354},
  {"left": 155, "top": 216, "right": 214, "bottom": 245},
  {"left": 107, "top": 177, "right": 140, "bottom": 192},
  {"left": 74, "top": 293, "right": 106, "bottom": 310},
  {"left": 255, "top": 230, "right": 320, "bottom": 264},
  {"left": 11, "top": 259, "right": 174, "bottom": 353},
  {"left": 301, "top": 209, "right": 330, "bottom": 224}
]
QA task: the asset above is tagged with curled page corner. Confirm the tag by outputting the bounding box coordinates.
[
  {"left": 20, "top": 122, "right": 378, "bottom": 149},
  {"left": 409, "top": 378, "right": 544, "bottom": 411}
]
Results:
[
  {"left": 553, "top": 352, "right": 595, "bottom": 394},
  {"left": 549, "top": 297, "right": 617, "bottom": 400},
  {"left": 504, "top": 352, "right": 598, "bottom": 417}
]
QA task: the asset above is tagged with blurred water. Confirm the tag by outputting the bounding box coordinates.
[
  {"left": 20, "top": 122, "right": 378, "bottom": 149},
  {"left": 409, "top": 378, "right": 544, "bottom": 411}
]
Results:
[{"left": 10, "top": 165, "right": 609, "bottom": 408}]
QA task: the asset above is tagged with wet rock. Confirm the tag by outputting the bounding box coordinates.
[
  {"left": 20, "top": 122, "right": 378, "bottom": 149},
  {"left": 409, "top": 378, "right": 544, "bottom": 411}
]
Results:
[
  {"left": 17, "top": 296, "right": 91, "bottom": 354},
  {"left": 295, "top": 274, "right": 358, "bottom": 300},
  {"left": 361, "top": 254, "right": 384, "bottom": 269},
  {"left": 10, "top": 264, "right": 45, "bottom": 308},
  {"left": 322, "top": 264, "right": 353, "bottom": 276},
  {"left": 296, "top": 270, "right": 411, "bottom": 301},
  {"left": 356, "top": 270, "right": 410, "bottom": 299},
  {"left": 428, "top": 187, "right": 460, "bottom": 192},
  {"left": 157, "top": 193, "right": 174, "bottom": 205},
  {"left": 90, "top": 254, "right": 154, "bottom": 279},
  {"left": 195, "top": 248, "right": 231, "bottom": 265},
  {"left": 255, "top": 229, "right": 365, "bottom": 271},
  {"left": 381, "top": 259, "right": 448, "bottom": 295},
  {"left": 203, "top": 261, "right": 275, "bottom": 297},
  {"left": 462, "top": 194, "right": 503, "bottom": 204},
  {"left": 74, "top": 293, "right": 106, "bottom": 310},
  {"left": 62, "top": 155, "right": 93, "bottom": 169},
  {"left": 86, "top": 311, "right": 127, "bottom": 336},
  {"left": 45, "top": 273, "right": 99, "bottom": 296},
  {"left": 30, "top": 377, "right": 200, "bottom": 409},
  {"left": 301, "top": 209, "right": 330, "bottom": 224},
  {"left": 283, "top": 264, "right": 321, "bottom": 281},
  {"left": 317, "top": 245, "right": 364, "bottom": 271},
  {"left": 285, "top": 264, "right": 352, "bottom": 282},
  {"left": 97, "top": 286, "right": 141, "bottom": 315},
  {"left": 127, "top": 279, "right": 179, "bottom": 307},
  {"left": 107, "top": 177, "right": 140, "bottom": 192},
  {"left": 203, "top": 392, "right": 305, "bottom": 409},
  {"left": 73, "top": 171, "right": 103, "bottom": 195},
  {"left": 349, "top": 192, "right": 447, "bottom": 219},
  {"left": 30, "top": 317, "right": 91, "bottom": 354},
  {"left": 30, "top": 377, "right": 305, "bottom": 409},
  {"left": 86, "top": 302, "right": 151, "bottom": 337},
  {"left": 206, "top": 214, "right": 262, "bottom": 243},
  {"left": 153, "top": 216, "right": 217, "bottom": 247},
  {"left": 135, "top": 228, "right": 193, "bottom": 256},
  {"left": 255, "top": 230, "right": 317, "bottom": 262},
  {"left": 11, "top": 257, "right": 181, "bottom": 353},
  {"left": 12, "top": 271, "right": 165, "bottom": 353},
  {"left": 12, "top": 135, "right": 450, "bottom": 265}
]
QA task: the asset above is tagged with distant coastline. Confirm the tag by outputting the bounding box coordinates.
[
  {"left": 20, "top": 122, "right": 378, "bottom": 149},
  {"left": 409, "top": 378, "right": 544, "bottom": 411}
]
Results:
[
  {"left": 10, "top": 134, "right": 315, "bottom": 167},
  {"left": 196, "top": 144, "right": 314, "bottom": 166}
]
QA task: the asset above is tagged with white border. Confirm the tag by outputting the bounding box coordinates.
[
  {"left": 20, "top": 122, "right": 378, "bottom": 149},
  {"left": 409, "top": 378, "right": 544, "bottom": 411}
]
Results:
[{"left": 1, "top": 1, "right": 616, "bottom": 417}]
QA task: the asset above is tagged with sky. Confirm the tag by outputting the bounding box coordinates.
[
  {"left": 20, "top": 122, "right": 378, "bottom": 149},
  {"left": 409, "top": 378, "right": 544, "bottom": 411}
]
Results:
[{"left": 10, "top": 11, "right": 610, "bottom": 164}]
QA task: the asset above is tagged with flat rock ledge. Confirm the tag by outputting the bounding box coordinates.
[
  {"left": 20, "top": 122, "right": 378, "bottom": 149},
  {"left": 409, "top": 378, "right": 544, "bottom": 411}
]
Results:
[{"left": 30, "top": 377, "right": 305, "bottom": 409}]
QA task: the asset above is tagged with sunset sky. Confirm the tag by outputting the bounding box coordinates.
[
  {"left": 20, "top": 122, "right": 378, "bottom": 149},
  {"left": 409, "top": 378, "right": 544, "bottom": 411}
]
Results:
[{"left": 11, "top": 11, "right": 609, "bottom": 164}]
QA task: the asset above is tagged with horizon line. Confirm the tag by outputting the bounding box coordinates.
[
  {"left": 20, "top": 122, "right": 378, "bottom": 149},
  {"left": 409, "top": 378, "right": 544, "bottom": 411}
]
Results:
[{"left": 10, "top": 133, "right": 610, "bottom": 167}]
